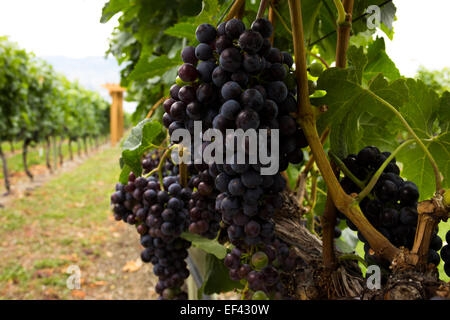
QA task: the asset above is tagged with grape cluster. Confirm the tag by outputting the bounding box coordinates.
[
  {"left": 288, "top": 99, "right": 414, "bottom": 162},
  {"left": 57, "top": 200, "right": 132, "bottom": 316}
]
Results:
[
  {"left": 441, "top": 231, "right": 450, "bottom": 276},
  {"left": 110, "top": 151, "right": 191, "bottom": 299},
  {"left": 161, "top": 18, "right": 309, "bottom": 298},
  {"left": 337, "top": 146, "right": 443, "bottom": 266},
  {"left": 187, "top": 163, "right": 222, "bottom": 239},
  {"left": 224, "top": 241, "right": 302, "bottom": 300}
]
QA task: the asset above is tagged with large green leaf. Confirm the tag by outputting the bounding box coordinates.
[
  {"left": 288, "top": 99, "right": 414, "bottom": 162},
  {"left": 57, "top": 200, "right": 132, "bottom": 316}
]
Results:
[
  {"left": 121, "top": 120, "right": 166, "bottom": 177},
  {"left": 164, "top": 23, "right": 197, "bottom": 42},
  {"left": 365, "top": 38, "right": 400, "bottom": 82},
  {"left": 314, "top": 68, "right": 408, "bottom": 158},
  {"left": 128, "top": 54, "right": 181, "bottom": 81},
  {"left": 396, "top": 80, "right": 449, "bottom": 199},
  {"left": 100, "top": 0, "right": 130, "bottom": 23},
  {"left": 181, "top": 232, "right": 227, "bottom": 259},
  {"left": 199, "top": 254, "right": 244, "bottom": 297}
]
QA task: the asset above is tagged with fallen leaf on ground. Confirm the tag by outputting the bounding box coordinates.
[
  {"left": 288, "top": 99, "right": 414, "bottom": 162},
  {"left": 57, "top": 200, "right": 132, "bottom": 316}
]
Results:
[
  {"left": 122, "top": 259, "right": 142, "bottom": 273},
  {"left": 71, "top": 290, "right": 86, "bottom": 299}
]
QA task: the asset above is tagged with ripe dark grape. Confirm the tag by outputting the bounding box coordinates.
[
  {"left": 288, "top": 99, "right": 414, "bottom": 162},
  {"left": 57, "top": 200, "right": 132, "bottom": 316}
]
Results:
[
  {"left": 221, "top": 81, "right": 242, "bottom": 100},
  {"left": 195, "top": 43, "right": 213, "bottom": 61},
  {"left": 178, "top": 86, "right": 196, "bottom": 104},
  {"left": 241, "top": 89, "right": 264, "bottom": 111},
  {"left": 178, "top": 63, "right": 198, "bottom": 82},
  {"left": 243, "top": 54, "right": 263, "bottom": 74},
  {"left": 238, "top": 30, "right": 264, "bottom": 54},
  {"left": 225, "top": 18, "right": 246, "bottom": 39},
  {"left": 196, "top": 23, "right": 217, "bottom": 43},
  {"left": 181, "top": 46, "right": 198, "bottom": 65},
  {"left": 235, "top": 109, "right": 260, "bottom": 130},
  {"left": 215, "top": 35, "right": 233, "bottom": 54},
  {"left": 197, "top": 61, "right": 216, "bottom": 83},
  {"left": 266, "top": 81, "right": 288, "bottom": 103},
  {"left": 220, "top": 47, "right": 242, "bottom": 72},
  {"left": 212, "top": 66, "right": 230, "bottom": 87},
  {"left": 251, "top": 18, "right": 273, "bottom": 38},
  {"left": 220, "top": 100, "right": 242, "bottom": 120}
]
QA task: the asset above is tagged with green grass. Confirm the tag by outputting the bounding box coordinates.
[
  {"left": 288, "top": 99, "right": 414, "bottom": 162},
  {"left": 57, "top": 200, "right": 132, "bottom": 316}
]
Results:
[
  {"left": 0, "top": 137, "right": 108, "bottom": 181},
  {"left": 0, "top": 264, "right": 31, "bottom": 283},
  {"left": 34, "top": 258, "right": 69, "bottom": 270},
  {"left": 0, "top": 145, "right": 121, "bottom": 298}
]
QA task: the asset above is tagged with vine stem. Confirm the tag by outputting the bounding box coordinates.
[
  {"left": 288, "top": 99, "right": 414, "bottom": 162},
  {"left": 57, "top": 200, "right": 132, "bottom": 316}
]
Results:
[
  {"left": 358, "top": 140, "right": 415, "bottom": 201},
  {"left": 288, "top": 0, "right": 399, "bottom": 262},
  {"left": 145, "top": 96, "right": 166, "bottom": 119},
  {"left": 322, "top": 161, "right": 339, "bottom": 269},
  {"left": 267, "top": 1, "right": 330, "bottom": 69},
  {"left": 329, "top": 151, "right": 365, "bottom": 189},
  {"left": 256, "top": 0, "right": 269, "bottom": 19},
  {"left": 333, "top": 0, "right": 347, "bottom": 24},
  {"left": 224, "top": 0, "right": 245, "bottom": 21},
  {"left": 217, "top": 0, "right": 236, "bottom": 25},
  {"left": 366, "top": 91, "right": 442, "bottom": 192},
  {"left": 335, "top": 0, "right": 354, "bottom": 68},
  {"left": 144, "top": 145, "right": 178, "bottom": 189}
]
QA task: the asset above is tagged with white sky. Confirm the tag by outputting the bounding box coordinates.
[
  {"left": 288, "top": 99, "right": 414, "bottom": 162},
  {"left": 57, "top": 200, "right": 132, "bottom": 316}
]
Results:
[
  {"left": 0, "top": 0, "right": 448, "bottom": 85},
  {"left": 0, "top": 0, "right": 117, "bottom": 58},
  {"left": 377, "top": 0, "right": 450, "bottom": 76}
]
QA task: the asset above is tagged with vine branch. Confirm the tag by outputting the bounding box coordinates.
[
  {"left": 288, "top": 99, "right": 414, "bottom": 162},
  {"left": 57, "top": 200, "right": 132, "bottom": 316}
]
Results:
[
  {"left": 288, "top": 0, "right": 399, "bottom": 262},
  {"left": 256, "top": 0, "right": 269, "bottom": 19},
  {"left": 224, "top": 0, "right": 245, "bottom": 21}
]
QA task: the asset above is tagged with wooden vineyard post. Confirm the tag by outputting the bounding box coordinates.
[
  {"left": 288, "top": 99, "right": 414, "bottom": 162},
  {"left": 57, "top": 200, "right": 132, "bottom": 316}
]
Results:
[{"left": 102, "top": 83, "right": 126, "bottom": 146}]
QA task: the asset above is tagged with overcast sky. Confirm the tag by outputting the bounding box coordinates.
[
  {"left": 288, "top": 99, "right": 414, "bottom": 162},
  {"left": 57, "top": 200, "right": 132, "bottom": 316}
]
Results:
[{"left": 0, "top": 0, "right": 448, "bottom": 95}]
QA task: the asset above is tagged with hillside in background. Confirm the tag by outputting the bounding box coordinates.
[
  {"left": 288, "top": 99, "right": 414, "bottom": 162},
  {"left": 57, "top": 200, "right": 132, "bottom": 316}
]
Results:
[{"left": 42, "top": 56, "right": 136, "bottom": 113}]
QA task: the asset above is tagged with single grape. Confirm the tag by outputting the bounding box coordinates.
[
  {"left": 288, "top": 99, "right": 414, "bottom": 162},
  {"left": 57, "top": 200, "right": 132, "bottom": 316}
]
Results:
[
  {"left": 181, "top": 46, "right": 198, "bottom": 65},
  {"left": 225, "top": 18, "right": 245, "bottom": 39},
  {"left": 309, "top": 62, "right": 324, "bottom": 77},
  {"left": 178, "top": 63, "right": 199, "bottom": 82},
  {"left": 251, "top": 18, "right": 273, "bottom": 38},
  {"left": 196, "top": 23, "right": 217, "bottom": 43}
]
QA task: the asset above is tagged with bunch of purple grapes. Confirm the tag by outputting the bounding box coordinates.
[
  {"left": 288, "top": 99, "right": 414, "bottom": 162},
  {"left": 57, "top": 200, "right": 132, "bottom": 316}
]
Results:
[
  {"left": 110, "top": 151, "right": 191, "bottom": 300},
  {"left": 337, "top": 146, "right": 443, "bottom": 267},
  {"left": 159, "top": 17, "right": 310, "bottom": 299},
  {"left": 441, "top": 231, "right": 450, "bottom": 277},
  {"left": 224, "top": 239, "right": 302, "bottom": 300}
]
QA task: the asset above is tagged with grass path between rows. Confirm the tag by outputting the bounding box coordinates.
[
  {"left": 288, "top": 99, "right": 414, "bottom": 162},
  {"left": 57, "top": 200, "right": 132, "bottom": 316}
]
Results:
[{"left": 0, "top": 145, "right": 158, "bottom": 299}]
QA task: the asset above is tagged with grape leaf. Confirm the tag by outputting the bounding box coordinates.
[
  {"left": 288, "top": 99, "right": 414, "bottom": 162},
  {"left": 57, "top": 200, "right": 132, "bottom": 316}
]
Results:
[
  {"left": 365, "top": 37, "right": 400, "bottom": 82},
  {"left": 128, "top": 54, "right": 181, "bottom": 81},
  {"left": 199, "top": 254, "right": 243, "bottom": 296},
  {"left": 314, "top": 68, "right": 408, "bottom": 158},
  {"left": 164, "top": 23, "right": 197, "bottom": 42},
  {"left": 181, "top": 232, "right": 227, "bottom": 259},
  {"left": 100, "top": 0, "right": 130, "bottom": 23},
  {"left": 120, "top": 120, "right": 166, "bottom": 177},
  {"left": 396, "top": 80, "right": 449, "bottom": 199}
]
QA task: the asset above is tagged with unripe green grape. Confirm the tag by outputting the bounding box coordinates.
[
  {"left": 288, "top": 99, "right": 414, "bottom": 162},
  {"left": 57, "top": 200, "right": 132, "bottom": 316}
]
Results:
[
  {"left": 176, "top": 76, "right": 189, "bottom": 87},
  {"left": 284, "top": 73, "right": 297, "bottom": 91},
  {"left": 251, "top": 251, "right": 268, "bottom": 269},
  {"left": 309, "top": 62, "right": 324, "bottom": 77},
  {"left": 252, "top": 290, "right": 269, "bottom": 300},
  {"left": 443, "top": 189, "right": 450, "bottom": 207}
]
